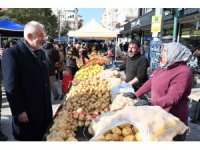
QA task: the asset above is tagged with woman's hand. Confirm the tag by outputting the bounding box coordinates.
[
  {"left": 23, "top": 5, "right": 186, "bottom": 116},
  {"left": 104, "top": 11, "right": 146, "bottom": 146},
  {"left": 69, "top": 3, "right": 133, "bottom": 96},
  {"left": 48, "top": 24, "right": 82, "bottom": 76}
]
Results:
[
  {"left": 123, "top": 92, "right": 136, "bottom": 99},
  {"left": 134, "top": 99, "right": 151, "bottom": 106}
]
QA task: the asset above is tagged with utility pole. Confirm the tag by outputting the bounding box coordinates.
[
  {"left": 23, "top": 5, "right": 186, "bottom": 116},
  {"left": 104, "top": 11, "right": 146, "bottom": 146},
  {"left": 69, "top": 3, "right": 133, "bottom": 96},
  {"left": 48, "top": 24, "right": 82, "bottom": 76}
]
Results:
[{"left": 172, "top": 8, "right": 179, "bottom": 42}]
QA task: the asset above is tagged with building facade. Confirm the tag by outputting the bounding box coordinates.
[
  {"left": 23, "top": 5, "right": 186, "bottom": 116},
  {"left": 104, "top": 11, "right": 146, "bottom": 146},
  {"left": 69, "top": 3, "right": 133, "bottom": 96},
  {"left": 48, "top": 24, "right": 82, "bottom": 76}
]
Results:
[
  {"left": 52, "top": 8, "right": 83, "bottom": 30},
  {"left": 117, "top": 8, "right": 200, "bottom": 70},
  {"left": 100, "top": 8, "right": 139, "bottom": 31}
]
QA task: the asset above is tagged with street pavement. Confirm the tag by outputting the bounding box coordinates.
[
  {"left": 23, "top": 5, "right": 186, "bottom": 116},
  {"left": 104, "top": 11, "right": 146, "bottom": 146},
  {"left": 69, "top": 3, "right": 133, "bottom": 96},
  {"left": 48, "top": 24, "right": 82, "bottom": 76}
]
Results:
[
  {"left": 1, "top": 80, "right": 200, "bottom": 141},
  {"left": 1, "top": 80, "right": 61, "bottom": 141}
]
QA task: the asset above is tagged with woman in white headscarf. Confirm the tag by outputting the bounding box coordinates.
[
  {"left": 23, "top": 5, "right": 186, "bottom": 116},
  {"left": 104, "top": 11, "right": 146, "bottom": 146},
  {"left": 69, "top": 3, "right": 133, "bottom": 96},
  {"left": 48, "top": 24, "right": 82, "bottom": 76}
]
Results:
[{"left": 124, "top": 42, "right": 193, "bottom": 141}]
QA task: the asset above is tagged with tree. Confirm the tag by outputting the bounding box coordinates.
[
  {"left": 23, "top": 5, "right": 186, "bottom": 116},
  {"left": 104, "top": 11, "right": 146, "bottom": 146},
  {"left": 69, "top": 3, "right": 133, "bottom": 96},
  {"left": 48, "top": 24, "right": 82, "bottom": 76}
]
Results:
[
  {"left": 3, "top": 8, "right": 59, "bottom": 37},
  {"left": 60, "top": 20, "right": 71, "bottom": 36},
  {"left": 78, "top": 19, "right": 83, "bottom": 29}
]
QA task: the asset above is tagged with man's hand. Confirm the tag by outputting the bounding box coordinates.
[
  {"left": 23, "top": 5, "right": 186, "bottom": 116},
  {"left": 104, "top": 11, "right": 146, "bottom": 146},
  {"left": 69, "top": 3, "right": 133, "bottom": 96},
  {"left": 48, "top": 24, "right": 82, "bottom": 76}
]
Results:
[
  {"left": 18, "top": 112, "right": 29, "bottom": 123},
  {"left": 128, "top": 77, "right": 139, "bottom": 86}
]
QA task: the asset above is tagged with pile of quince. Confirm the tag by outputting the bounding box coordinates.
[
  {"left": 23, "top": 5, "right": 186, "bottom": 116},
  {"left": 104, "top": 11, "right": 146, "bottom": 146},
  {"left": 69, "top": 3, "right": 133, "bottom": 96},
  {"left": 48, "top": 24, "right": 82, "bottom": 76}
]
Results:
[{"left": 74, "top": 64, "right": 103, "bottom": 80}]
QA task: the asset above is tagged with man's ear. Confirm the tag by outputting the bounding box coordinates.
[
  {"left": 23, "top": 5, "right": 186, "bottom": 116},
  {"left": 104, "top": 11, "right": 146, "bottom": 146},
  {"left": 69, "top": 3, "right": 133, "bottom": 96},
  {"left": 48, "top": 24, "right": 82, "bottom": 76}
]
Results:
[{"left": 27, "top": 33, "right": 32, "bottom": 41}]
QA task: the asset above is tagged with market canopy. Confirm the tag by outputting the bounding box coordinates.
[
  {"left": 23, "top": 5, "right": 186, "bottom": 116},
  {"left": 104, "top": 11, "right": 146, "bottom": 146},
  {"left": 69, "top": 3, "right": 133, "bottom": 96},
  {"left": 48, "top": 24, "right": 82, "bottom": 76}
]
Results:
[
  {"left": 0, "top": 19, "right": 24, "bottom": 31},
  {"left": 68, "top": 19, "right": 117, "bottom": 40},
  {"left": 0, "top": 19, "right": 24, "bottom": 37}
]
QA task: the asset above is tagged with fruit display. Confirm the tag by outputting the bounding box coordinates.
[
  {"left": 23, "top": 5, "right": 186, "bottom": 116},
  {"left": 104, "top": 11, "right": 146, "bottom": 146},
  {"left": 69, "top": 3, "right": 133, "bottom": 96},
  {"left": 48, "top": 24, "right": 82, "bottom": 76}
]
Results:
[
  {"left": 94, "top": 123, "right": 141, "bottom": 141},
  {"left": 64, "top": 77, "right": 112, "bottom": 127},
  {"left": 71, "top": 109, "right": 93, "bottom": 128},
  {"left": 83, "top": 56, "right": 110, "bottom": 68},
  {"left": 46, "top": 111, "right": 78, "bottom": 141},
  {"left": 46, "top": 61, "right": 125, "bottom": 141},
  {"left": 74, "top": 64, "right": 103, "bottom": 80}
]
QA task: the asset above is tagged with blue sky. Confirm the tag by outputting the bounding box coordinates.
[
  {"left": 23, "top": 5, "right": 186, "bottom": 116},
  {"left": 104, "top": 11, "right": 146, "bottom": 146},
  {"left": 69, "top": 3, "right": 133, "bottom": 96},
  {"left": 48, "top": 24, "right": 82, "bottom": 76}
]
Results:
[{"left": 78, "top": 8, "right": 104, "bottom": 24}]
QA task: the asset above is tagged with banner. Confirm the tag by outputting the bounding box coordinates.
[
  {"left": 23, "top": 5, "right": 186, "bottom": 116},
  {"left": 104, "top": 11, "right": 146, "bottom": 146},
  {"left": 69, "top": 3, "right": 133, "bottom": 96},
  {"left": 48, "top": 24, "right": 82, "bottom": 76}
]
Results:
[{"left": 151, "top": 15, "right": 162, "bottom": 33}]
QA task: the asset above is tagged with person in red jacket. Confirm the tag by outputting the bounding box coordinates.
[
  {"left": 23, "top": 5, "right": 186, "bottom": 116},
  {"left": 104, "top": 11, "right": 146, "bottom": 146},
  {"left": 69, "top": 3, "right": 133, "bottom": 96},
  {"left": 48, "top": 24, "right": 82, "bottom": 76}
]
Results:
[{"left": 124, "top": 42, "right": 193, "bottom": 141}]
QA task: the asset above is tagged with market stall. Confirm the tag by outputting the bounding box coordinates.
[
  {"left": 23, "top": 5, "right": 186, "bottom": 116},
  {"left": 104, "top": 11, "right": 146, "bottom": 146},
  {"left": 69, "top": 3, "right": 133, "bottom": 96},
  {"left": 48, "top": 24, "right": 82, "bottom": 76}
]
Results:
[
  {"left": 0, "top": 19, "right": 24, "bottom": 47},
  {"left": 44, "top": 53, "right": 189, "bottom": 141}
]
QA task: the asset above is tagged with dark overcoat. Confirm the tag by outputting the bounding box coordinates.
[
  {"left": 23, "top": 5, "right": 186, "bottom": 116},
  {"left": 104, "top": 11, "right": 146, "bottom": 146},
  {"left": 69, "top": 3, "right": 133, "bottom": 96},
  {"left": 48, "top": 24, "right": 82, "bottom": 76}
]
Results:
[{"left": 1, "top": 40, "right": 53, "bottom": 141}]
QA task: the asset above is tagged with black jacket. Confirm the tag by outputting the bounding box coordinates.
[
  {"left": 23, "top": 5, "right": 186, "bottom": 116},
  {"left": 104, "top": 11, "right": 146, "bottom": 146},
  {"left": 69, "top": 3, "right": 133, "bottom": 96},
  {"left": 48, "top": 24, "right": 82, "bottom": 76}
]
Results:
[
  {"left": 42, "top": 42, "right": 60, "bottom": 76},
  {"left": 2, "top": 40, "right": 53, "bottom": 141},
  {"left": 119, "top": 53, "right": 148, "bottom": 91}
]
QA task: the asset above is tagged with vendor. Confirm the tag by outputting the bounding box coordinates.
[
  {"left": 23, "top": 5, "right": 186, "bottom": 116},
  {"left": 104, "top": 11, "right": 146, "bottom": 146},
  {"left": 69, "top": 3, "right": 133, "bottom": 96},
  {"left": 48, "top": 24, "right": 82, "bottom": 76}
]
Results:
[
  {"left": 116, "top": 39, "right": 149, "bottom": 91},
  {"left": 124, "top": 42, "right": 193, "bottom": 141}
]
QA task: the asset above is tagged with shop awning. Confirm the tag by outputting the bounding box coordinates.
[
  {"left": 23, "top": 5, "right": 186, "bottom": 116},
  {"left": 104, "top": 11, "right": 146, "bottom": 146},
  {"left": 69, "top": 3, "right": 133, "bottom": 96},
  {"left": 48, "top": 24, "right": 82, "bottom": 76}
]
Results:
[
  {"left": 0, "top": 19, "right": 24, "bottom": 37},
  {"left": 0, "top": 19, "right": 24, "bottom": 31}
]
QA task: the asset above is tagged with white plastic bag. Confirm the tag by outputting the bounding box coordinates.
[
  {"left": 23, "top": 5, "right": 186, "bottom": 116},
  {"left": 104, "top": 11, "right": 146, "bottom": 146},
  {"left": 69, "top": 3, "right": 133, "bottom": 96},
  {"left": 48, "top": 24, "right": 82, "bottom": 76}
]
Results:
[
  {"left": 111, "top": 81, "right": 135, "bottom": 97},
  {"left": 110, "top": 94, "right": 138, "bottom": 110},
  {"left": 90, "top": 106, "right": 189, "bottom": 141},
  {"left": 98, "top": 69, "right": 121, "bottom": 79}
]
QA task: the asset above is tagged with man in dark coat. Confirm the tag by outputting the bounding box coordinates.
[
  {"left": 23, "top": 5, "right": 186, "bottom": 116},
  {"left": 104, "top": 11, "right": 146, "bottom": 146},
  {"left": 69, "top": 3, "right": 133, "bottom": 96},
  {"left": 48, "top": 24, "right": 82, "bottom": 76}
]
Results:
[
  {"left": 1, "top": 21, "right": 53, "bottom": 141},
  {"left": 118, "top": 39, "right": 149, "bottom": 91}
]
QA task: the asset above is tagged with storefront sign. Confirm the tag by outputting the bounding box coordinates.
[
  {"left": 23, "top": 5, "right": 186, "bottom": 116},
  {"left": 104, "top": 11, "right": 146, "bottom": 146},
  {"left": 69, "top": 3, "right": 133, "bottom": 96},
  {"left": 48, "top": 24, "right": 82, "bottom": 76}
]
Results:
[
  {"left": 164, "top": 29, "right": 173, "bottom": 35},
  {"left": 151, "top": 15, "right": 162, "bottom": 33},
  {"left": 119, "top": 26, "right": 124, "bottom": 32},
  {"left": 131, "top": 19, "right": 140, "bottom": 28},
  {"left": 194, "top": 30, "right": 200, "bottom": 36},
  {"left": 182, "top": 28, "right": 191, "bottom": 35}
]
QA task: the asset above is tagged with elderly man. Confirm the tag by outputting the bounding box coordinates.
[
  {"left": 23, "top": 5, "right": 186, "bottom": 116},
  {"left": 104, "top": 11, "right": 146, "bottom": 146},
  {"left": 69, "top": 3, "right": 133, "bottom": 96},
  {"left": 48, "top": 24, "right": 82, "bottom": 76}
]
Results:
[{"left": 1, "top": 21, "right": 53, "bottom": 141}]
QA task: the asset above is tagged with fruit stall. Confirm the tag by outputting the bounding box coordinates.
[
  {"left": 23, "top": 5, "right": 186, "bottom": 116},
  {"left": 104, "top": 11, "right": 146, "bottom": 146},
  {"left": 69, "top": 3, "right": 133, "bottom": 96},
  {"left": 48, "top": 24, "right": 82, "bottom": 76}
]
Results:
[{"left": 44, "top": 54, "right": 189, "bottom": 141}]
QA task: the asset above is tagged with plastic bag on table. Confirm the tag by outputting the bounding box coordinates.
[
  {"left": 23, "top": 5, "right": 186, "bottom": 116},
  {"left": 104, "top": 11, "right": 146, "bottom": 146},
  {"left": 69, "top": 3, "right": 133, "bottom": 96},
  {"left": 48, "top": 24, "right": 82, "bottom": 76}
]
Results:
[
  {"left": 90, "top": 106, "right": 189, "bottom": 141},
  {"left": 98, "top": 69, "right": 121, "bottom": 79},
  {"left": 111, "top": 81, "right": 135, "bottom": 98},
  {"left": 105, "top": 78, "right": 122, "bottom": 90},
  {"left": 110, "top": 93, "right": 138, "bottom": 111}
]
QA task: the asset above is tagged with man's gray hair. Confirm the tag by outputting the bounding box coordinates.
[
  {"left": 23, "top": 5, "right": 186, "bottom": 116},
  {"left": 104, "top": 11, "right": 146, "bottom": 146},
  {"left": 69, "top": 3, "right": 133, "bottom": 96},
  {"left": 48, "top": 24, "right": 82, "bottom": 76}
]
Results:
[{"left": 24, "top": 21, "right": 44, "bottom": 38}]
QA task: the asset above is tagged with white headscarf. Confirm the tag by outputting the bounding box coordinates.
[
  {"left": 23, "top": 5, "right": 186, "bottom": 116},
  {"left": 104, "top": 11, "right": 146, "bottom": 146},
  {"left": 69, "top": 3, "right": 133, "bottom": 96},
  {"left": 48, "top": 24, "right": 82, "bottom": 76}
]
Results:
[{"left": 161, "top": 42, "right": 192, "bottom": 69}]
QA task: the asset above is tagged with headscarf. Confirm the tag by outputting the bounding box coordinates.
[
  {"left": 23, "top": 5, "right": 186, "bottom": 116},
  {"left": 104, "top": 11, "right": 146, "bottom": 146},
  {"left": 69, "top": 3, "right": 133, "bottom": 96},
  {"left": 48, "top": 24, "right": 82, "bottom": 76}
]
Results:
[{"left": 160, "top": 42, "right": 192, "bottom": 69}]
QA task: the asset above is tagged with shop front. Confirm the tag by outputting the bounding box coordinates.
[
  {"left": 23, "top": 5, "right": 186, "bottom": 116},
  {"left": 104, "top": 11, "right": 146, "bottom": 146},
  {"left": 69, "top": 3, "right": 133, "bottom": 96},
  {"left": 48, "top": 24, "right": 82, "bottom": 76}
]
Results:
[
  {"left": 119, "top": 22, "right": 131, "bottom": 43},
  {"left": 178, "top": 8, "right": 200, "bottom": 50}
]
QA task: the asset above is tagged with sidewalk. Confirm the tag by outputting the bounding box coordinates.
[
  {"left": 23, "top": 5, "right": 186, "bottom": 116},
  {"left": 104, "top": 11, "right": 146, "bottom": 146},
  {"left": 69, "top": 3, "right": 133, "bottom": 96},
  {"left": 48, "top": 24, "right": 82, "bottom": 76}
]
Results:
[
  {"left": 1, "top": 80, "right": 200, "bottom": 141},
  {"left": 1, "top": 80, "right": 62, "bottom": 141}
]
